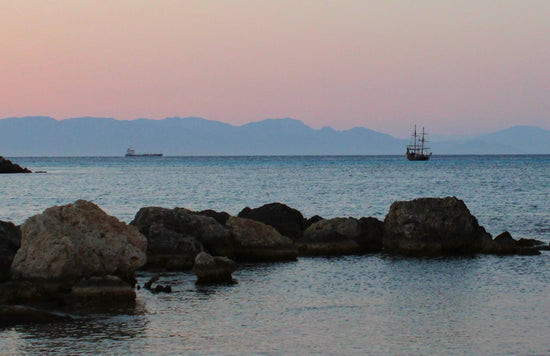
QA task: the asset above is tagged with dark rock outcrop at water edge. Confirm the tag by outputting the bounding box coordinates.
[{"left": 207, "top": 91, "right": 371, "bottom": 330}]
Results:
[
  {"left": 383, "top": 197, "right": 492, "bottom": 255},
  {"left": 238, "top": 202, "right": 305, "bottom": 241},
  {"left": 0, "top": 156, "right": 31, "bottom": 173}
]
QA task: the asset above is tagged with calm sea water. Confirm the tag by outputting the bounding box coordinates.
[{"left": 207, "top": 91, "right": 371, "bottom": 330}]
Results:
[{"left": 1, "top": 155, "right": 550, "bottom": 355}]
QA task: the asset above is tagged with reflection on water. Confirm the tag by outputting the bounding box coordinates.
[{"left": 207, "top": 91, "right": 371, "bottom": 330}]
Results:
[{"left": 2, "top": 255, "right": 550, "bottom": 354}]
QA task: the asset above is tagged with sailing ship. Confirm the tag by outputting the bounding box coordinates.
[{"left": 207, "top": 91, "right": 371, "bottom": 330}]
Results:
[
  {"left": 406, "top": 125, "right": 432, "bottom": 161},
  {"left": 125, "top": 148, "right": 163, "bottom": 157}
]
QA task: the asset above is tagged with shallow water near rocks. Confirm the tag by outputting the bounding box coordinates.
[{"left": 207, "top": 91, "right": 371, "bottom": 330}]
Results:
[{"left": 1, "top": 155, "right": 550, "bottom": 354}]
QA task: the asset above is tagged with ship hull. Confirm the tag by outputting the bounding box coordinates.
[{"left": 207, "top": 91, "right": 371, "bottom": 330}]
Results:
[{"left": 406, "top": 152, "right": 431, "bottom": 161}]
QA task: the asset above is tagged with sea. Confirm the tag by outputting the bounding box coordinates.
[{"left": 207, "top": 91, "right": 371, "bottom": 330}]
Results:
[{"left": 1, "top": 155, "right": 550, "bottom": 355}]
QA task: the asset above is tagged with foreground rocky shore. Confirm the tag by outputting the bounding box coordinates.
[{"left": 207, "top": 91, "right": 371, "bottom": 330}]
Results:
[{"left": 1, "top": 197, "right": 547, "bottom": 324}]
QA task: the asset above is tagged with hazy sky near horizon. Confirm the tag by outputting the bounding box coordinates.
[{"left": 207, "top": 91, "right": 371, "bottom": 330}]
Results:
[{"left": 1, "top": 1, "right": 549, "bottom": 137}]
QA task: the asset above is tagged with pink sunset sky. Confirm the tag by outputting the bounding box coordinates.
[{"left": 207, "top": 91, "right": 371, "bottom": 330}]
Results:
[{"left": 1, "top": 1, "right": 549, "bottom": 138}]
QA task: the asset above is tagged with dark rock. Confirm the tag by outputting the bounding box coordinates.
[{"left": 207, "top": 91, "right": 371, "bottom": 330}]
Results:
[
  {"left": 297, "top": 217, "right": 383, "bottom": 256},
  {"left": 131, "top": 207, "right": 234, "bottom": 270},
  {"left": 383, "top": 197, "right": 491, "bottom": 255},
  {"left": 0, "top": 156, "right": 32, "bottom": 174},
  {"left": 298, "top": 218, "right": 361, "bottom": 256},
  {"left": 0, "top": 221, "right": 21, "bottom": 282},
  {"left": 516, "top": 238, "right": 546, "bottom": 248},
  {"left": 198, "top": 209, "right": 231, "bottom": 226},
  {"left": 238, "top": 203, "right": 305, "bottom": 240},
  {"left": 357, "top": 217, "right": 385, "bottom": 252},
  {"left": 143, "top": 275, "right": 160, "bottom": 290},
  {"left": 226, "top": 216, "right": 298, "bottom": 262},
  {"left": 193, "top": 252, "right": 237, "bottom": 284},
  {"left": 0, "top": 305, "right": 73, "bottom": 325},
  {"left": 482, "top": 231, "right": 541, "bottom": 255},
  {"left": 0, "top": 276, "right": 137, "bottom": 305},
  {"left": 304, "top": 215, "right": 324, "bottom": 229},
  {"left": 70, "top": 275, "right": 137, "bottom": 300}
]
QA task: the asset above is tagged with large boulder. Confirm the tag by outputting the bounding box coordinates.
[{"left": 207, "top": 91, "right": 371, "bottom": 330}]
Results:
[
  {"left": 11, "top": 200, "right": 147, "bottom": 287},
  {"left": 193, "top": 252, "right": 237, "bottom": 284},
  {"left": 297, "top": 217, "right": 383, "bottom": 256},
  {"left": 0, "top": 221, "right": 21, "bottom": 282},
  {"left": 238, "top": 203, "right": 305, "bottom": 240},
  {"left": 383, "top": 197, "right": 491, "bottom": 255},
  {"left": 0, "top": 156, "right": 32, "bottom": 173},
  {"left": 225, "top": 216, "right": 298, "bottom": 261},
  {"left": 131, "top": 207, "right": 234, "bottom": 270}
]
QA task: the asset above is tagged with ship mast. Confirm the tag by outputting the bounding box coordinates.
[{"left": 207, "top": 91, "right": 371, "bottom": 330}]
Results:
[{"left": 421, "top": 127, "right": 425, "bottom": 153}]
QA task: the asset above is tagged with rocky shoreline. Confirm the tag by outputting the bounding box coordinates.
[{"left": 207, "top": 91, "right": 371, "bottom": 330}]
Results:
[
  {"left": 1, "top": 197, "right": 547, "bottom": 324},
  {"left": 0, "top": 156, "right": 32, "bottom": 174}
]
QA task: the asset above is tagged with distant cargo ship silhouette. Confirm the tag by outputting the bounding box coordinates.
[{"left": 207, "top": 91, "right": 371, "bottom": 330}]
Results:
[{"left": 125, "top": 148, "right": 163, "bottom": 157}]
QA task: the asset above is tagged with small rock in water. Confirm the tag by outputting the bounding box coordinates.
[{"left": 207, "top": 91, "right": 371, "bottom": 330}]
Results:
[{"left": 193, "top": 251, "right": 237, "bottom": 284}]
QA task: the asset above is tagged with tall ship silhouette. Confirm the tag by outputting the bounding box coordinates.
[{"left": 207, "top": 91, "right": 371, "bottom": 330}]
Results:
[{"left": 406, "top": 125, "right": 432, "bottom": 161}]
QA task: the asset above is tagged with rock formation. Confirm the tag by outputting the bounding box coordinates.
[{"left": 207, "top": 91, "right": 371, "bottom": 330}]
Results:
[
  {"left": 131, "top": 207, "right": 234, "bottom": 269},
  {"left": 383, "top": 197, "right": 491, "bottom": 255},
  {"left": 297, "top": 218, "right": 362, "bottom": 256},
  {"left": 199, "top": 209, "right": 231, "bottom": 226},
  {"left": 481, "top": 231, "right": 541, "bottom": 255},
  {"left": 238, "top": 202, "right": 305, "bottom": 240},
  {"left": 0, "top": 220, "right": 21, "bottom": 282},
  {"left": 225, "top": 216, "right": 298, "bottom": 261},
  {"left": 296, "top": 217, "right": 383, "bottom": 256},
  {"left": 8, "top": 200, "right": 146, "bottom": 302},
  {"left": 0, "top": 156, "right": 32, "bottom": 173}
]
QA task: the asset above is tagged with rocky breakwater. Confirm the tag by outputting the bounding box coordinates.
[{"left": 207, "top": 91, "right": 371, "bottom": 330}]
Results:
[
  {"left": 0, "top": 156, "right": 32, "bottom": 173},
  {"left": 2, "top": 200, "right": 147, "bottom": 305},
  {"left": 383, "top": 196, "right": 541, "bottom": 256},
  {"left": 130, "top": 207, "right": 234, "bottom": 270}
]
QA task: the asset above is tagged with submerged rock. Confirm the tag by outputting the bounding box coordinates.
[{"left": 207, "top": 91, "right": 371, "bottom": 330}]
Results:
[
  {"left": 226, "top": 216, "right": 298, "bottom": 262},
  {"left": 0, "top": 156, "right": 32, "bottom": 174},
  {"left": 238, "top": 202, "right": 305, "bottom": 240},
  {"left": 383, "top": 197, "right": 491, "bottom": 255},
  {"left": 0, "top": 221, "right": 21, "bottom": 282},
  {"left": 131, "top": 207, "right": 234, "bottom": 270},
  {"left": 193, "top": 252, "right": 237, "bottom": 284},
  {"left": 0, "top": 305, "right": 73, "bottom": 325}
]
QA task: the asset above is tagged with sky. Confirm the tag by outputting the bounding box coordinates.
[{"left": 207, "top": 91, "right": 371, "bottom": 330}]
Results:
[{"left": 1, "top": 1, "right": 549, "bottom": 138}]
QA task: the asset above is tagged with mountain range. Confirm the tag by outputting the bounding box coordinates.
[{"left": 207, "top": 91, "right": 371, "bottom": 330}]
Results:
[{"left": 1, "top": 116, "right": 549, "bottom": 156}]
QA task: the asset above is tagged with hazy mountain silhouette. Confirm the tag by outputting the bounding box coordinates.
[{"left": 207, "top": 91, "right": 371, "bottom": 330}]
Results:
[{"left": 0, "top": 116, "right": 548, "bottom": 156}]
